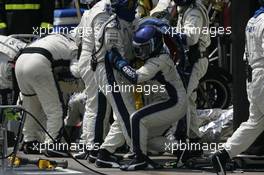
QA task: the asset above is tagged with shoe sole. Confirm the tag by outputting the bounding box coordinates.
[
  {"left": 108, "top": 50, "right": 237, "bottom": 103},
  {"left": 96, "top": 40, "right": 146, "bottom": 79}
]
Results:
[
  {"left": 88, "top": 155, "right": 96, "bottom": 163},
  {"left": 211, "top": 156, "right": 226, "bottom": 175},
  {"left": 120, "top": 162, "right": 148, "bottom": 171},
  {"left": 74, "top": 154, "right": 89, "bottom": 160},
  {"left": 95, "top": 159, "right": 120, "bottom": 168},
  {"left": 120, "top": 162, "right": 162, "bottom": 171}
]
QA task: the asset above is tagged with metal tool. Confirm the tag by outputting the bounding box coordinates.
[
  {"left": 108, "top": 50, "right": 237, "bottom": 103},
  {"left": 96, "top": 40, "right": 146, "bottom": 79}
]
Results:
[{"left": 9, "top": 156, "right": 68, "bottom": 170}]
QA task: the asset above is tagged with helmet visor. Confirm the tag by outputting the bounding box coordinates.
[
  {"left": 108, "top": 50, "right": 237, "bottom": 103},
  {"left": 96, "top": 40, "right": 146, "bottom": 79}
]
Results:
[{"left": 133, "top": 40, "right": 152, "bottom": 60}]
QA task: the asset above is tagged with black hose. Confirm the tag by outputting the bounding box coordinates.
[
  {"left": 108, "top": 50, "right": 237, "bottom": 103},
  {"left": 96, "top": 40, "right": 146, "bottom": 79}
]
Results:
[
  {"left": 23, "top": 109, "right": 108, "bottom": 175},
  {"left": 0, "top": 105, "right": 107, "bottom": 175}
]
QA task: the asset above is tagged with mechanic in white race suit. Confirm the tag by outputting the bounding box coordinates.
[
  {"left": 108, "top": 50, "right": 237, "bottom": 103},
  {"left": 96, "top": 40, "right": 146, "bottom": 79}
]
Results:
[
  {"left": 175, "top": 0, "right": 210, "bottom": 141},
  {"left": 77, "top": 0, "right": 138, "bottom": 168},
  {"left": 15, "top": 33, "right": 79, "bottom": 157},
  {"left": 152, "top": 0, "right": 210, "bottom": 140},
  {"left": 107, "top": 23, "right": 187, "bottom": 170},
  {"left": 211, "top": 1, "right": 264, "bottom": 174},
  {"left": 64, "top": 91, "right": 86, "bottom": 128},
  {"left": 0, "top": 35, "right": 26, "bottom": 104},
  {"left": 64, "top": 91, "right": 86, "bottom": 138},
  {"left": 72, "top": 0, "right": 113, "bottom": 162}
]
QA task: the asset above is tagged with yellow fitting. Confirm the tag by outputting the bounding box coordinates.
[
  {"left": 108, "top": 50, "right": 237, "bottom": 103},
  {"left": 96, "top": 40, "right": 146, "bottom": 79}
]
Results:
[
  {"left": 134, "top": 92, "right": 144, "bottom": 110},
  {"left": 133, "top": 59, "right": 145, "bottom": 110},
  {"left": 38, "top": 159, "right": 55, "bottom": 170},
  {"left": 8, "top": 156, "right": 21, "bottom": 167}
]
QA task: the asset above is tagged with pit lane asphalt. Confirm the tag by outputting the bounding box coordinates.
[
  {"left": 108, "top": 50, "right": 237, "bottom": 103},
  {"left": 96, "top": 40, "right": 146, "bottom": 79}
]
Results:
[{"left": 1, "top": 153, "right": 264, "bottom": 175}]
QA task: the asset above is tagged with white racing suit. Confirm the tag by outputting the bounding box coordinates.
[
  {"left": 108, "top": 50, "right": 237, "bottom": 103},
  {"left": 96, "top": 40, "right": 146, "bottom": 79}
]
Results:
[
  {"left": 224, "top": 13, "right": 264, "bottom": 158},
  {"left": 15, "top": 34, "right": 78, "bottom": 143},
  {"left": 150, "top": 0, "right": 174, "bottom": 16},
  {"left": 78, "top": 0, "right": 136, "bottom": 153},
  {"left": 64, "top": 91, "right": 86, "bottom": 127},
  {"left": 119, "top": 54, "right": 187, "bottom": 155},
  {"left": 76, "top": 3, "right": 114, "bottom": 150},
  {"left": 94, "top": 15, "right": 136, "bottom": 153},
  {"left": 176, "top": 0, "right": 211, "bottom": 138},
  {"left": 0, "top": 35, "right": 26, "bottom": 104}
]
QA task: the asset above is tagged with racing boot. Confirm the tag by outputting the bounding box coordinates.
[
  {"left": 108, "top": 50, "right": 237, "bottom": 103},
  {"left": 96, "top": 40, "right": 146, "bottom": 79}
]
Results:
[
  {"left": 211, "top": 149, "right": 230, "bottom": 175},
  {"left": 120, "top": 153, "right": 163, "bottom": 171},
  {"left": 88, "top": 150, "right": 98, "bottom": 163},
  {"left": 74, "top": 150, "right": 89, "bottom": 160},
  {"left": 95, "top": 149, "right": 123, "bottom": 168}
]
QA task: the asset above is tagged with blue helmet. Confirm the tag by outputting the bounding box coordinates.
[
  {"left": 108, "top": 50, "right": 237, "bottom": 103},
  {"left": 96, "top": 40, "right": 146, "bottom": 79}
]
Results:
[
  {"left": 174, "top": 0, "right": 195, "bottom": 6},
  {"left": 111, "top": 0, "right": 138, "bottom": 22},
  {"left": 137, "top": 17, "right": 170, "bottom": 34},
  {"left": 133, "top": 25, "right": 163, "bottom": 60}
]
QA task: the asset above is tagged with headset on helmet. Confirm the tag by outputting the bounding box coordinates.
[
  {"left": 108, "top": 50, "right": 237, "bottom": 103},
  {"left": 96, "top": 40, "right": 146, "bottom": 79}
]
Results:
[
  {"left": 174, "top": 0, "right": 195, "bottom": 6},
  {"left": 111, "top": 0, "right": 138, "bottom": 22},
  {"left": 133, "top": 25, "right": 163, "bottom": 60}
]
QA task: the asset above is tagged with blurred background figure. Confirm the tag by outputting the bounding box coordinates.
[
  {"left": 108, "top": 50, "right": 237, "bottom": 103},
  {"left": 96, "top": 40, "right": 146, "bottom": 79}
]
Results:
[
  {"left": 0, "top": 0, "right": 55, "bottom": 35},
  {"left": 56, "top": 0, "right": 75, "bottom": 8},
  {"left": 0, "top": 35, "right": 26, "bottom": 104}
]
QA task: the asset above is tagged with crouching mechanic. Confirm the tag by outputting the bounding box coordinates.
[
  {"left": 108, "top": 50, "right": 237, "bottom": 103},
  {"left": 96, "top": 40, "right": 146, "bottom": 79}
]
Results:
[
  {"left": 107, "top": 25, "right": 187, "bottom": 170},
  {"left": 15, "top": 33, "right": 79, "bottom": 157},
  {"left": 0, "top": 35, "right": 26, "bottom": 105},
  {"left": 211, "top": 1, "right": 264, "bottom": 175}
]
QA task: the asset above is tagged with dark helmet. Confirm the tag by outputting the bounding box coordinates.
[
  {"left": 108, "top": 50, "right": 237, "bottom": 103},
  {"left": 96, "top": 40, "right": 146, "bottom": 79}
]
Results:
[
  {"left": 111, "top": 0, "right": 138, "bottom": 22},
  {"left": 174, "top": 0, "right": 195, "bottom": 6},
  {"left": 133, "top": 25, "right": 163, "bottom": 60}
]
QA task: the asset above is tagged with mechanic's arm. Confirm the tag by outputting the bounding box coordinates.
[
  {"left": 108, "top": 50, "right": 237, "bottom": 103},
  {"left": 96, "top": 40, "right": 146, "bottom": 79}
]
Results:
[
  {"left": 261, "top": 26, "right": 264, "bottom": 51},
  {"left": 70, "top": 57, "right": 80, "bottom": 78},
  {"left": 136, "top": 55, "right": 167, "bottom": 82},
  {"left": 77, "top": 11, "right": 95, "bottom": 75},
  {"left": 183, "top": 9, "right": 203, "bottom": 46},
  {"left": 150, "top": 0, "right": 171, "bottom": 16},
  {"left": 0, "top": 0, "right": 7, "bottom": 35},
  {"left": 108, "top": 48, "right": 166, "bottom": 84}
]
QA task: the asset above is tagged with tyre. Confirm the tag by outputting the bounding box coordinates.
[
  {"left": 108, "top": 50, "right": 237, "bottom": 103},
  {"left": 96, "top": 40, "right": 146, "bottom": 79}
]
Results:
[{"left": 196, "top": 71, "right": 231, "bottom": 109}]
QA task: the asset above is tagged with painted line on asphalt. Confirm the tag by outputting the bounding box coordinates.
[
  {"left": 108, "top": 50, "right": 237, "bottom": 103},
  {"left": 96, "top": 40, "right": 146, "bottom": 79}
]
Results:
[{"left": 14, "top": 168, "right": 83, "bottom": 174}]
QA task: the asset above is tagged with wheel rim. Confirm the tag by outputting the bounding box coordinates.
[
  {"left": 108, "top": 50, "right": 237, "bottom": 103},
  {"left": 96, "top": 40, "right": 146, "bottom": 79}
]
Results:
[{"left": 197, "top": 78, "right": 229, "bottom": 109}]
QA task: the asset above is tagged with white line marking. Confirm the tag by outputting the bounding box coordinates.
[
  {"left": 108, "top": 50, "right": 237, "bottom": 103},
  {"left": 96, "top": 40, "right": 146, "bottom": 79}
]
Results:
[{"left": 14, "top": 168, "right": 83, "bottom": 174}]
